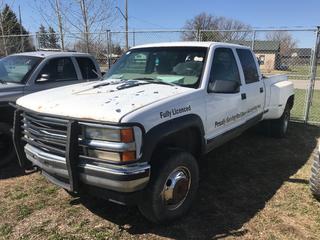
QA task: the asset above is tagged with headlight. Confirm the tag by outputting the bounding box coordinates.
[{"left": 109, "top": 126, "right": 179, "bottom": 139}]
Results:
[
  {"left": 81, "top": 124, "right": 137, "bottom": 163},
  {"left": 84, "top": 126, "right": 134, "bottom": 143},
  {"left": 87, "top": 149, "right": 121, "bottom": 162}
]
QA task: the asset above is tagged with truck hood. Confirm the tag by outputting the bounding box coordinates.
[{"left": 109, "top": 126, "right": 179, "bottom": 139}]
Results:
[{"left": 16, "top": 80, "right": 192, "bottom": 122}]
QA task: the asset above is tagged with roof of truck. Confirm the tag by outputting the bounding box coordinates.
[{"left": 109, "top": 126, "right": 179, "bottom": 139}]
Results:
[
  {"left": 130, "top": 41, "right": 250, "bottom": 49},
  {"left": 11, "top": 51, "right": 92, "bottom": 58}
]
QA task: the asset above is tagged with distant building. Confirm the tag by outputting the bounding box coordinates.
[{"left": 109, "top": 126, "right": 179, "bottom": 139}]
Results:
[{"left": 282, "top": 48, "right": 312, "bottom": 65}]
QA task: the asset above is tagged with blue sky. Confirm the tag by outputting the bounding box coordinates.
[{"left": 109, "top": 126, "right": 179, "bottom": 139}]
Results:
[{"left": 9, "top": 0, "right": 320, "bottom": 47}]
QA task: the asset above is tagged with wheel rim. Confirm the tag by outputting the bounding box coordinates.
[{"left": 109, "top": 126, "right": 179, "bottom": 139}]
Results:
[
  {"left": 283, "top": 111, "right": 289, "bottom": 133},
  {"left": 161, "top": 166, "right": 191, "bottom": 211}
]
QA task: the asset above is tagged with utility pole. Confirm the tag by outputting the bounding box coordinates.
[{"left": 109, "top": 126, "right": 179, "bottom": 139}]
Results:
[
  {"left": 55, "top": 0, "right": 65, "bottom": 50},
  {"left": 18, "top": 5, "right": 24, "bottom": 52},
  {"left": 80, "top": 0, "right": 90, "bottom": 53},
  {"left": 116, "top": 0, "right": 128, "bottom": 50},
  {"left": 125, "top": 0, "right": 128, "bottom": 50}
]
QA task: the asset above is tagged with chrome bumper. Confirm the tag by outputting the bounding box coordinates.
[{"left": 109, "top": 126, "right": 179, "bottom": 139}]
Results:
[{"left": 24, "top": 144, "right": 150, "bottom": 193}]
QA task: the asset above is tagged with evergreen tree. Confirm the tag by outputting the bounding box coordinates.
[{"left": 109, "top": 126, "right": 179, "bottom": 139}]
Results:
[
  {"left": 48, "top": 26, "right": 60, "bottom": 49},
  {"left": 37, "top": 24, "right": 49, "bottom": 48},
  {"left": 0, "top": 4, "right": 33, "bottom": 54}
]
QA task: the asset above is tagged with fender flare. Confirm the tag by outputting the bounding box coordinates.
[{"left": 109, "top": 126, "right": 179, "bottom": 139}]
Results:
[{"left": 140, "top": 114, "right": 205, "bottom": 163}]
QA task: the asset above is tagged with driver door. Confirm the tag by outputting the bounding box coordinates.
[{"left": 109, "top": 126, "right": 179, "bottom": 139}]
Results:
[
  {"left": 25, "top": 57, "right": 80, "bottom": 94},
  {"left": 205, "top": 47, "right": 246, "bottom": 142}
]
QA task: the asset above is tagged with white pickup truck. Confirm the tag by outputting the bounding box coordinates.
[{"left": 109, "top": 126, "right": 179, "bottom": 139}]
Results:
[{"left": 13, "top": 42, "right": 294, "bottom": 223}]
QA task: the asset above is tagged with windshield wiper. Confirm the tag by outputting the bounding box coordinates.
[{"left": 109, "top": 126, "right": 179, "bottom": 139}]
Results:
[
  {"left": 0, "top": 79, "right": 7, "bottom": 84},
  {"left": 116, "top": 80, "right": 148, "bottom": 90},
  {"left": 132, "top": 77, "right": 176, "bottom": 86},
  {"left": 132, "top": 77, "right": 156, "bottom": 81},
  {"left": 93, "top": 82, "right": 110, "bottom": 88}
]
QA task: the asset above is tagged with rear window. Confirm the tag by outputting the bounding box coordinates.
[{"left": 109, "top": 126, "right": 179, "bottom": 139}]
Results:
[
  {"left": 76, "top": 57, "right": 98, "bottom": 79},
  {"left": 236, "top": 49, "right": 260, "bottom": 84}
]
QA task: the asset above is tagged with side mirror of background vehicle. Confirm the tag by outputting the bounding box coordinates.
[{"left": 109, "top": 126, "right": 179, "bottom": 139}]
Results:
[
  {"left": 208, "top": 80, "right": 240, "bottom": 94},
  {"left": 36, "top": 74, "right": 50, "bottom": 83}
]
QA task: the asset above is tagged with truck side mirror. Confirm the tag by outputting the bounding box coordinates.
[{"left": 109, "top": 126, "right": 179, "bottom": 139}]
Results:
[
  {"left": 36, "top": 73, "right": 50, "bottom": 83},
  {"left": 208, "top": 80, "right": 240, "bottom": 94}
]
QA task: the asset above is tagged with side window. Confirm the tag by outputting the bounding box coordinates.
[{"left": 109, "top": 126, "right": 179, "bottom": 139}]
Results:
[
  {"left": 37, "top": 57, "right": 77, "bottom": 82},
  {"left": 76, "top": 57, "right": 98, "bottom": 79},
  {"left": 236, "top": 49, "right": 260, "bottom": 84},
  {"left": 209, "top": 48, "right": 240, "bottom": 84}
]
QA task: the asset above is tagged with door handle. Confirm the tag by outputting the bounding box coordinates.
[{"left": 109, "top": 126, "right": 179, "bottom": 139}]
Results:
[
  {"left": 260, "top": 87, "right": 264, "bottom": 93},
  {"left": 241, "top": 93, "right": 246, "bottom": 100}
]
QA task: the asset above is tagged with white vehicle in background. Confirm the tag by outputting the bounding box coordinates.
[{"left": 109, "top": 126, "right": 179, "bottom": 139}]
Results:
[
  {"left": 13, "top": 42, "right": 294, "bottom": 223},
  {"left": 0, "top": 51, "right": 101, "bottom": 167}
]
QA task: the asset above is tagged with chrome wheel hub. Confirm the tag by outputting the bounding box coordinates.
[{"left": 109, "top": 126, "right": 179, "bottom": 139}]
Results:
[{"left": 161, "top": 166, "right": 191, "bottom": 211}]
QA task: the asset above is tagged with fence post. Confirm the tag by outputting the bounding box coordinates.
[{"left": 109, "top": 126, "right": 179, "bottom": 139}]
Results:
[
  {"left": 304, "top": 26, "right": 320, "bottom": 123},
  {"left": 106, "top": 30, "right": 111, "bottom": 69},
  {"left": 251, "top": 30, "right": 256, "bottom": 50},
  {"left": 197, "top": 29, "right": 201, "bottom": 41},
  {"left": 133, "top": 29, "right": 135, "bottom": 46}
]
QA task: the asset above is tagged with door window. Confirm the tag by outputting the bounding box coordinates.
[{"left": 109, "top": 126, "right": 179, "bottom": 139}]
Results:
[
  {"left": 209, "top": 48, "right": 240, "bottom": 85},
  {"left": 76, "top": 57, "right": 99, "bottom": 79},
  {"left": 236, "top": 49, "right": 260, "bottom": 84},
  {"left": 37, "top": 57, "right": 77, "bottom": 82}
]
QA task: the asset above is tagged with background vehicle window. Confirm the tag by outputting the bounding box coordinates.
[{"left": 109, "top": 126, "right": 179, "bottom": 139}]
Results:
[
  {"left": 209, "top": 48, "right": 240, "bottom": 84},
  {"left": 0, "top": 56, "right": 42, "bottom": 83},
  {"left": 37, "top": 57, "right": 77, "bottom": 82},
  {"left": 76, "top": 57, "right": 98, "bottom": 79},
  {"left": 236, "top": 49, "right": 260, "bottom": 84}
]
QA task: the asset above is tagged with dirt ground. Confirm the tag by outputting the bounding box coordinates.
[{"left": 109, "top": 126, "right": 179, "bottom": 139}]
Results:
[{"left": 0, "top": 122, "right": 320, "bottom": 240}]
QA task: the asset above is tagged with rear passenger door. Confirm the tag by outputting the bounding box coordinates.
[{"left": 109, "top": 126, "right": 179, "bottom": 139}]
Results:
[
  {"left": 75, "top": 57, "right": 101, "bottom": 81},
  {"left": 236, "top": 48, "right": 265, "bottom": 121}
]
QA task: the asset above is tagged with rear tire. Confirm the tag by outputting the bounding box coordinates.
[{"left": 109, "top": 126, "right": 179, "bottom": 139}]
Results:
[
  {"left": 310, "top": 148, "right": 320, "bottom": 199},
  {"left": 269, "top": 106, "right": 290, "bottom": 138},
  {"left": 0, "top": 122, "right": 16, "bottom": 167},
  {"left": 138, "top": 150, "right": 199, "bottom": 223}
]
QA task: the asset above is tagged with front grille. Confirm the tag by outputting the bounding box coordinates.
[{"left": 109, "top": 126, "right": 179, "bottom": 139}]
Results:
[{"left": 22, "top": 112, "right": 69, "bottom": 157}]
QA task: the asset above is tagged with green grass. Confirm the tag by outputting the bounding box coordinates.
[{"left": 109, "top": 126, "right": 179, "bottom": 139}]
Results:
[
  {"left": 0, "top": 223, "right": 12, "bottom": 237},
  {"left": 1, "top": 124, "right": 320, "bottom": 239},
  {"left": 261, "top": 64, "right": 320, "bottom": 80},
  {"left": 292, "top": 89, "right": 320, "bottom": 123}
]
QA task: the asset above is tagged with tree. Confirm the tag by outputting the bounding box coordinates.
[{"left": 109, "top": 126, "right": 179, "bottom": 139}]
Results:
[
  {"left": 48, "top": 26, "right": 60, "bottom": 49},
  {"left": 266, "top": 31, "right": 297, "bottom": 56},
  {"left": 182, "top": 12, "right": 251, "bottom": 42},
  {"left": 111, "top": 43, "right": 123, "bottom": 55},
  {"left": 37, "top": 24, "right": 49, "bottom": 48},
  {"left": 0, "top": 4, "right": 33, "bottom": 55},
  {"left": 66, "top": 0, "right": 116, "bottom": 53}
]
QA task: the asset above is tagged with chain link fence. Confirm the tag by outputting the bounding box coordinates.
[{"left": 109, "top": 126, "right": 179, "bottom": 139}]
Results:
[{"left": 0, "top": 28, "right": 319, "bottom": 124}]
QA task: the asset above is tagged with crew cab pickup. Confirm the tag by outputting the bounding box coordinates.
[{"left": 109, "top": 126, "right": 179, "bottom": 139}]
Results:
[
  {"left": 13, "top": 42, "right": 294, "bottom": 223},
  {"left": 0, "top": 51, "right": 101, "bottom": 166}
]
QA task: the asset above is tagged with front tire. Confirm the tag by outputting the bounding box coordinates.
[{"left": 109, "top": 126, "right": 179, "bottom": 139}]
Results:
[
  {"left": 139, "top": 150, "right": 199, "bottom": 223},
  {"left": 0, "top": 122, "right": 16, "bottom": 167},
  {"left": 310, "top": 148, "right": 320, "bottom": 199}
]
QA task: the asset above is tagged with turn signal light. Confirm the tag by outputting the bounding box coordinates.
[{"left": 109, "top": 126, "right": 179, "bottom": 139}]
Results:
[
  {"left": 120, "top": 128, "right": 134, "bottom": 143},
  {"left": 121, "top": 151, "right": 136, "bottom": 162}
]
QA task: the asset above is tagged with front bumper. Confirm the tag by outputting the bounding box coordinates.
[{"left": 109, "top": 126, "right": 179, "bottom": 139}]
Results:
[
  {"left": 24, "top": 144, "right": 150, "bottom": 193},
  {"left": 12, "top": 109, "right": 150, "bottom": 204}
]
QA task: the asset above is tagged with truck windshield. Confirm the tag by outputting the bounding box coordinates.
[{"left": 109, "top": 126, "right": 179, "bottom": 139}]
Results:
[
  {"left": 0, "top": 55, "right": 42, "bottom": 84},
  {"left": 105, "top": 47, "right": 207, "bottom": 88}
]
